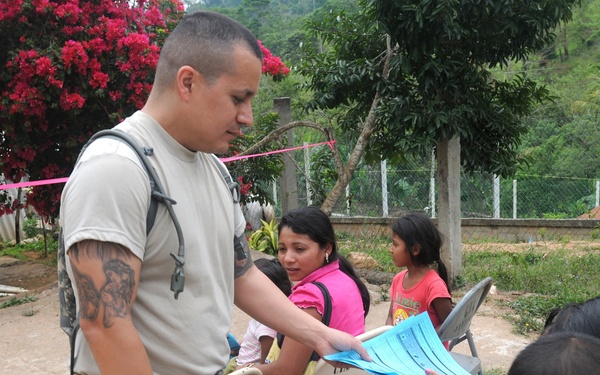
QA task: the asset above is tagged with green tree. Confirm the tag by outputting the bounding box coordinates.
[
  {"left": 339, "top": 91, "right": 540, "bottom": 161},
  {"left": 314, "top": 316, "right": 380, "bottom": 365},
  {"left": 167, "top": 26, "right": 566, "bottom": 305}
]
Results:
[{"left": 296, "top": 0, "right": 581, "bottom": 214}]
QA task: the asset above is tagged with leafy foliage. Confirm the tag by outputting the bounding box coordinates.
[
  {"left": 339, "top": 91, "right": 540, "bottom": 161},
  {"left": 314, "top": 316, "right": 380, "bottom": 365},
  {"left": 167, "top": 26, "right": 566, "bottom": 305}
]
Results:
[
  {"left": 298, "top": 0, "right": 581, "bottom": 179},
  {"left": 224, "top": 111, "right": 285, "bottom": 206},
  {"left": 0, "top": 294, "right": 38, "bottom": 309},
  {"left": 0, "top": 0, "right": 185, "bottom": 220},
  {"left": 248, "top": 218, "right": 278, "bottom": 255}
]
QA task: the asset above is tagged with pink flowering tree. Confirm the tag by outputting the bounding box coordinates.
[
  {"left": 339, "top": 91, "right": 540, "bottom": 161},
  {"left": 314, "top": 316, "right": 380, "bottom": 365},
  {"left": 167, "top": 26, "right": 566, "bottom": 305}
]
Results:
[
  {"left": 258, "top": 40, "right": 290, "bottom": 81},
  {"left": 0, "top": 0, "right": 184, "bottom": 220},
  {"left": 0, "top": 2, "right": 289, "bottom": 221}
]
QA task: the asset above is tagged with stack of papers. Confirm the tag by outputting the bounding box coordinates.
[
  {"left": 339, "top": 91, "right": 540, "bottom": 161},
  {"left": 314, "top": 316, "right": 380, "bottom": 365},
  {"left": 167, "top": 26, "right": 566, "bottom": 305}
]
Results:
[{"left": 324, "top": 313, "right": 470, "bottom": 375}]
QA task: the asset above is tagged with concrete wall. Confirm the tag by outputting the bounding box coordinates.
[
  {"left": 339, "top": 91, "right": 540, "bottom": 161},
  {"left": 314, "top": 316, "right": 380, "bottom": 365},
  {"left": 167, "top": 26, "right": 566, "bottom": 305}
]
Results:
[{"left": 330, "top": 217, "right": 600, "bottom": 242}]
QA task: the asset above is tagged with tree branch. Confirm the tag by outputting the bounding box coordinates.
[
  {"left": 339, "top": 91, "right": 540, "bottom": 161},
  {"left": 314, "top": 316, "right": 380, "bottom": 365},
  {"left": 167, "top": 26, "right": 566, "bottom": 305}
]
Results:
[
  {"left": 321, "top": 34, "right": 393, "bottom": 215},
  {"left": 238, "top": 120, "right": 329, "bottom": 156}
]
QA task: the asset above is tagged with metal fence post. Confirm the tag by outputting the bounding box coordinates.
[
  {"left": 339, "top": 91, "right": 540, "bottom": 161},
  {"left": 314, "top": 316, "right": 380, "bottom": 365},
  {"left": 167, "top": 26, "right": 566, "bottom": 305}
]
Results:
[
  {"left": 304, "top": 142, "right": 311, "bottom": 205},
  {"left": 494, "top": 175, "right": 500, "bottom": 218},
  {"left": 381, "top": 159, "right": 388, "bottom": 217},
  {"left": 596, "top": 180, "right": 599, "bottom": 208},
  {"left": 346, "top": 184, "right": 350, "bottom": 216},
  {"left": 429, "top": 149, "right": 436, "bottom": 218},
  {"left": 513, "top": 179, "right": 517, "bottom": 219}
]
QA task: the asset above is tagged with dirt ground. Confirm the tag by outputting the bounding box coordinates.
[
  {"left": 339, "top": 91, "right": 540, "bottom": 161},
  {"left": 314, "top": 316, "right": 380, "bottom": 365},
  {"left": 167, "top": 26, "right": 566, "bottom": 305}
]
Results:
[{"left": 0, "top": 256, "right": 533, "bottom": 374}]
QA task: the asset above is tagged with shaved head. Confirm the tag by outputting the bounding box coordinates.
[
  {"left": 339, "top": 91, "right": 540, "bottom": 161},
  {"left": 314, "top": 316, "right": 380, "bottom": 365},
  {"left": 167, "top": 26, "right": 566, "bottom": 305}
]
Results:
[{"left": 154, "top": 11, "right": 262, "bottom": 90}]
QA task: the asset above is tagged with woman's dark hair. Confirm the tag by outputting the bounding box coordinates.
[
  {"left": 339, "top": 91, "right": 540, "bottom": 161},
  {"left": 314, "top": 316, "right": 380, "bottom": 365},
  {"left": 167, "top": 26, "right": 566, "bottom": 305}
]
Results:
[
  {"left": 254, "top": 258, "right": 292, "bottom": 296},
  {"left": 543, "top": 296, "right": 600, "bottom": 339},
  {"left": 391, "top": 212, "right": 450, "bottom": 293},
  {"left": 278, "top": 206, "right": 370, "bottom": 316},
  {"left": 508, "top": 332, "right": 600, "bottom": 375}
]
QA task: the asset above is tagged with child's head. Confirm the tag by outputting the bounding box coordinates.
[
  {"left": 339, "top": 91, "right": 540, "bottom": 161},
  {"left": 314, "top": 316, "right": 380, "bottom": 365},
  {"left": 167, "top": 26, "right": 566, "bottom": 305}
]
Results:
[
  {"left": 254, "top": 258, "right": 292, "bottom": 296},
  {"left": 542, "top": 296, "right": 600, "bottom": 339},
  {"left": 391, "top": 212, "right": 449, "bottom": 291},
  {"left": 391, "top": 212, "right": 443, "bottom": 268},
  {"left": 508, "top": 331, "right": 600, "bottom": 375}
]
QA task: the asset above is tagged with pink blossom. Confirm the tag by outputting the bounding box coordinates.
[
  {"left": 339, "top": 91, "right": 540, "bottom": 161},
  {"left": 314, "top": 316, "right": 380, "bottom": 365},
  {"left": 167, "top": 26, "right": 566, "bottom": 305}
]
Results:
[
  {"left": 54, "top": 1, "right": 81, "bottom": 24},
  {"left": 59, "top": 91, "right": 86, "bottom": 110},
  {"left": 90, "top": 71, "right": 109, "bottom": 89},
  {"left": 32, "top": 0, "right": 53, "bottom": 13},
  {"left": 258, "top": 40, "right": 290, "bottom": 79},
  {"left": 0, "top": 0, "right": 24, "bottom": 22},
  {"left": 61, "top": 40, "right": 89, "bottom": 74}
]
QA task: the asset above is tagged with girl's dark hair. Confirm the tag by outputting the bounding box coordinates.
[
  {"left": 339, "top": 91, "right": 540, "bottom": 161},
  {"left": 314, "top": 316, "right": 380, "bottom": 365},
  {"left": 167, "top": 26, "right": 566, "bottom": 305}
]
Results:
[
  {"left": 508, "top": 332, "right": 600, "bottom": 375},
  {"left": 254, "top": 258, "right": 292, "bottom": 297},
  {"left": 391, "top": 212, "right": 450, "bottom": 293},
  {"left": 543, "top": 296, "right": 600, "bottom": 339},
  {"left": 278, "top": 206, "right": 370, "bottom": 316}
]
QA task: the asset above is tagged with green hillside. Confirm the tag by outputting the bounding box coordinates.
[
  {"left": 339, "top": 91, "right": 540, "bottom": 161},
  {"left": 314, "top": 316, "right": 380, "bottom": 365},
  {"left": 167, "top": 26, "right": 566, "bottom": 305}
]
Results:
[{"left": 188, "top": 0, "right": 600, "bottom": 217}]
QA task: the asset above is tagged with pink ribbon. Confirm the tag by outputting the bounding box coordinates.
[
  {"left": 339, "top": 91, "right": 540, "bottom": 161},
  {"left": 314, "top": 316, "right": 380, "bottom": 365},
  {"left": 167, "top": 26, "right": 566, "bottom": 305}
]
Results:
[
  {"left": 0, "top": 140, "right": 336, "bottom": 191},
  {"left": 0, "top": 178, "right": 70, "bottom": 191},
  {"left": 221, "top": 140, "right": 335, "bottom": 162}
]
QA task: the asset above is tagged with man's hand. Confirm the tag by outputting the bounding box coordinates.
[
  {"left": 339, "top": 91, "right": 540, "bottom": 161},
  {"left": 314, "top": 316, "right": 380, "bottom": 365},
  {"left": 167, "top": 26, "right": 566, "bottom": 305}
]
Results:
[{"left": 316, "top": 326, "right": 372, "bottom": 365}]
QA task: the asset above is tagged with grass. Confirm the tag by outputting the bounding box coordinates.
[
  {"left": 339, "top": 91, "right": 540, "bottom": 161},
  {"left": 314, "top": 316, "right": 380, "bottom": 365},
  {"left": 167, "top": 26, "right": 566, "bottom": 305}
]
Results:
[
  {"left": 461, "top": 246, "right": 600, "bottom": 335},
  {"left": 4, "top": 230, "right": 599, "bottom": 338},
  {"left": 0, "top": 239, "right": 55, "bottom": 310},
  {"left": 338, "top": 234, "right": 395, "bottom": 272},
  {"left": 0, "top": 238, "right": 58, "bottom": 266},
  {"left": 0, "top": 294, "right": 38, "bottom": 309},
  {"left": 339, "top": 232, "right": 600, "bottom": 337}
]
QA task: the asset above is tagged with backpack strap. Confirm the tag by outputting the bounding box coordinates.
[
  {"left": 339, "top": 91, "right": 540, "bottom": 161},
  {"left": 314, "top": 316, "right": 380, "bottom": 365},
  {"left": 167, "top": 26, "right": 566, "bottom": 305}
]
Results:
[
  {"left": 83, "top": 130, "right": 187, "bottom": 299},
  {"left": 210, "top": 154, "right": 241, "bottom": 204},
  {"left": 276, "top": 281, "right": 332, "bottom": 362},
  {"left": 59, "top": 129, "right": 243, "bottom": 374}
]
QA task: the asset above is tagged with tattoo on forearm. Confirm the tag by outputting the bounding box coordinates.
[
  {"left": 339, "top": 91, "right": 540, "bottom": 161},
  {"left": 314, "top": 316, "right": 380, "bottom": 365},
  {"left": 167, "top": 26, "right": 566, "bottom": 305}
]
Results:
[
  {"left": 72, "top": 265, "right": 100, "bottom": 321},
  {"left": 70, "top": 241, "right": 136, "bottom": 328},
  {"left": 100, "top": 258, "right": 135, "bottom": 327}
]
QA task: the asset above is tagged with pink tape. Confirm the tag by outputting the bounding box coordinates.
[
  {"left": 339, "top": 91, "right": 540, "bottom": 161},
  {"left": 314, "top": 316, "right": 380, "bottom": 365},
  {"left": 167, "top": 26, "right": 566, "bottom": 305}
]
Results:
[
  {"left": 0, "top": 177, "right": 69, "bottom": 191},
  {"left": 0, "top": 140, "right": 336, "bottom": 191},
  {"left": 221, "top": 140, "right": 335, "bottom": 162}
]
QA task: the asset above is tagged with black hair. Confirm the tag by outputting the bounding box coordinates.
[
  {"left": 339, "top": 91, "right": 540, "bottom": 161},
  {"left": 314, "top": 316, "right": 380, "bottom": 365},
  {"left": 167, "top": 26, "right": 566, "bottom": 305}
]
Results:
[
  {"left": 508, "top": 331, "right": 600, "bottom": 375},
  {"left": 154, "top": 11, "right": 262, "bottom": 89},
  {"left": 278, "top": 206, "right": 371, "bottom": 316},
  {"left": 254, "top": 258, "right": 292, "bottom": 297},
  {"left": 391, "top": 212, "right": 450, "bottom": 293},
  {"left": 543, "top": 295, "right": 600, "bottom": 339}
]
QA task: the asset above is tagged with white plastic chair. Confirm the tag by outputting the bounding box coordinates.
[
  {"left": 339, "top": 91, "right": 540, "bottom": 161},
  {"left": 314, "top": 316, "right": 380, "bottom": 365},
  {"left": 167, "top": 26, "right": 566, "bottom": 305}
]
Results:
[
  {"left": 312, "top": 325, "right": 394, "bottom": 375},
  {"left": 436, "top": 276, "right": 494, "bottom": 375}
]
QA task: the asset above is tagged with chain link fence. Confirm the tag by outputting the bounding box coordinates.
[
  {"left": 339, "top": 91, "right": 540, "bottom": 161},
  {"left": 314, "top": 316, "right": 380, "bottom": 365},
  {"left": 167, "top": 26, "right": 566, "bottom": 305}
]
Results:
[
  {"left": 266, "top": 145, "right": 600, "bottom": 275},
  {"left": 272, "top": 147, "right": 600, "bottom": 220}
]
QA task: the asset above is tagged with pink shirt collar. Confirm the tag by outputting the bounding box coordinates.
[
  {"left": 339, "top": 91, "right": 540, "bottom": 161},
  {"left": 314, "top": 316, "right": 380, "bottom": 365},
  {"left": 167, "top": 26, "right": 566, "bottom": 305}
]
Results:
[{"left": 292, "top": 259, "right": 340, "bottom": 291}]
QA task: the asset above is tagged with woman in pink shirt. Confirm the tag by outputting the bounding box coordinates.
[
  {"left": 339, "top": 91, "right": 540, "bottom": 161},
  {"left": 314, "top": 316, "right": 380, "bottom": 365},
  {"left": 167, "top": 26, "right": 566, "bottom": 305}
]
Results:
[{"left": 252, "top": 206, "right": 370, "bottom": 375}]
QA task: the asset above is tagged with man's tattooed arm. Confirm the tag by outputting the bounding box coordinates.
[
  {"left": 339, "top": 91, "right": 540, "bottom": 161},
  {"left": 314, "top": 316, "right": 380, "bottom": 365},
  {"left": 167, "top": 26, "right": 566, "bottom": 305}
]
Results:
[{"left": 69, "top": 240, "right": 139, "bottom": 329}]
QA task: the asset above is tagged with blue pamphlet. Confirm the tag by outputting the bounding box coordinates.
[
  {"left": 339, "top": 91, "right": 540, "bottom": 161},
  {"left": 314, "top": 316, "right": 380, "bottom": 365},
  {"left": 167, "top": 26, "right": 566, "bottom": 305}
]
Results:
[{"left": 324, "top": 313, "right": 470, "bottom": 375}]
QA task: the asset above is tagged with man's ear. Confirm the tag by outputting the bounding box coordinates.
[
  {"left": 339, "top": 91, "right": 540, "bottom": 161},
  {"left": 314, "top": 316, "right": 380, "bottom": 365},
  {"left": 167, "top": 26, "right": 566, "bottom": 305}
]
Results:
[{"left": 176, "top": 66, "right": 197, "bottom": 100}]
